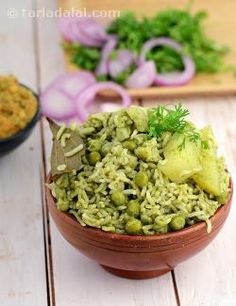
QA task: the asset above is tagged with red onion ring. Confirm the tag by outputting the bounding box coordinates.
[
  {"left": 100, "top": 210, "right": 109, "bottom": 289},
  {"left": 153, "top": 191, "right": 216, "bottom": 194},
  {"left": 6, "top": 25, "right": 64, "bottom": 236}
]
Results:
[
  {"left": 95, "top": 36, "right": 118, "bottom": 76},
  {"left": 108, "top": 49, "right": 134, "bottom": 78},
  {"left": 59, "top": 17, "right": 107, "bottom": 47},
  {"left": 139, "top": 37, "right": 195, "bottom": 86},
  {"left": 71, "top": 21, "right": 103, "bottom": 47},
  {"left": 125, "top": 61, "right": 156, "bottom": 88},
  {"left": 40, "top": 72, "right": 96, "bottom": 120},
  {"left": 56, "top": 71, "right": 96, "bottom": 97},
  {"left": 75, "top": 82, "right": 132, "bottom": 121},
  {"left": 80, "top": 19, "right": 108, "bottom": 43},
  {"left": 58, "top": 17, "right": 76, "bottom": 42},
  {"left": 41, "top": 89, "right": 76, "bottom": 121}
]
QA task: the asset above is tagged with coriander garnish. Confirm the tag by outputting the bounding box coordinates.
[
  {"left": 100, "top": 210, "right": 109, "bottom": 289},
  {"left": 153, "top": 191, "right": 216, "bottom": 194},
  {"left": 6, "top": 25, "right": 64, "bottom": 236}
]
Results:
[{"left": 148, "top": 104, "right": 208, "bottom": 150}]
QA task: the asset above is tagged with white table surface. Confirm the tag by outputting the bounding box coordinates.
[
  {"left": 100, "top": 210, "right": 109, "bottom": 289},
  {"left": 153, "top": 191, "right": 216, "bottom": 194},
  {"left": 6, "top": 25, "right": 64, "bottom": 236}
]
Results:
[{"left": 0, "top": 1, "right": 236, "bottom": 305}]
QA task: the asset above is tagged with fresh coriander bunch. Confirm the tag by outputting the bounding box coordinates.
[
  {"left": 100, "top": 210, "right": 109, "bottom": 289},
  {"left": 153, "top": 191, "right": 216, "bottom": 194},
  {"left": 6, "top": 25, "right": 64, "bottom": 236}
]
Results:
[
  {"left": 64, "top": 8, "right": 230, "bottom": 84},
  {"left": 107, "top": 9, "right": 229, "bottom": 74},
  {"left": 63, "top": 42, "right": 101, "bottom": 72}
]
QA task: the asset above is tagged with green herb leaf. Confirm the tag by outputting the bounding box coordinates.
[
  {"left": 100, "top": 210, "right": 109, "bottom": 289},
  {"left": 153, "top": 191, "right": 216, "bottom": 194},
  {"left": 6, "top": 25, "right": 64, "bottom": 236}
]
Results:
[
  {"left": 148, "top": 104, "right": 208, "bottom": 150},
  {"left": 64, "top": 9, "right": 230, "bottom": 80},
  {"left": 63, "top": 42, "right": 101, "bottom": 72},
  {"left": 96, "top": 74, "right": 108, "bottom": 82},
  {"left": 148, "top": 104, "right": 190, "bottom": 138},
  {"left": 201, "top": 140, "right": 209, "bottom": 149},
  {"left": 49, "top": 120, "right": 85, "bottom": 177},
  {"left": 106, "top": 9, "right": 230, "bottom": 74}
]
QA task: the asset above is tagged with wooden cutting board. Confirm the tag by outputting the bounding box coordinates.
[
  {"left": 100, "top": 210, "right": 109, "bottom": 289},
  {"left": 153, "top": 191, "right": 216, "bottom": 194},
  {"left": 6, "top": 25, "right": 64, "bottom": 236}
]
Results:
[{"left": 58, "top": 0, "right": 236, "bottom": 98}]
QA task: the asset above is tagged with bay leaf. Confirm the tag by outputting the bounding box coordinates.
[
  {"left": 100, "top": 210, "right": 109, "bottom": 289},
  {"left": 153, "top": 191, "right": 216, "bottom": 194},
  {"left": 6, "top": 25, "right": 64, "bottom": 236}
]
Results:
[{"left": 48, "top": 119, "right": 85, "bottom": 177}]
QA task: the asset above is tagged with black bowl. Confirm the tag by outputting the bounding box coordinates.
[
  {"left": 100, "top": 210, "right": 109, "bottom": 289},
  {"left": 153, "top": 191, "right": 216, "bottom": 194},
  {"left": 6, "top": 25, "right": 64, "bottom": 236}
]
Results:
[{"left": 0, "top": 84, "right": 41, "bottom": 157}]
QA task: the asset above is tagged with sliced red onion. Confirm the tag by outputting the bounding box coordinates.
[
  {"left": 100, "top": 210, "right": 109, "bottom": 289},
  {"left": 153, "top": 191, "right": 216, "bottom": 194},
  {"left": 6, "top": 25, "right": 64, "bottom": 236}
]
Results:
[
  {"left": 154, "top": 56, "right": 195, "bottom": 86},
  {"left": 71, "top": 21, "right": 103, "bottom": 47},
  {"left": 108, "top": 49, "right": 134, "bottom": 78},
  {"left": 56, "top": 71, "right": 96, "bottom": 97},
  {"left": 75, "top": 82, "right": 132, "bottom": 122},
  {"left": 80, "top": 19, "right": 108, "bottom": 43},
  {"left": 125, "top": 61, "right": 156, "bottom": 89},
  {"left": 40, "top": 72, "right": 96, "bottom": 120},
  {"left": 95, "top": 36, "right": 117, "bottom": 76},
  {"left": 40, "top": 90, "right": 76, "bottom": 120},
  {"left": 58, "top": 17, "right": 76, "bottom": 42},
  {"left": 59, "top": 17, "right": 106, "bottom": 47},
  {"left": 139, "top": 37, "right": 195, "bottom": 86}
]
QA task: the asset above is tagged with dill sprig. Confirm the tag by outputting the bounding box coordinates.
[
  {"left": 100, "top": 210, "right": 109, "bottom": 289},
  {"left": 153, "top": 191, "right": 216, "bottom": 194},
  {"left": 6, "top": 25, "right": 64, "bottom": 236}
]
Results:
[
  {"left": 148, "top": 104, "right": 190, "bottom": 137},
  {"left": 148, "top": 104, "right": 208, "bottom": 150}
]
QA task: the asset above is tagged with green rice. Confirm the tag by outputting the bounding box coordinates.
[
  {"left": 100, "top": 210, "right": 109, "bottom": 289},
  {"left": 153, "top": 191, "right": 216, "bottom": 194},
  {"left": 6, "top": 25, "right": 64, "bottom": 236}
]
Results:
[{"left": 50, "top": 107, "right": 230, "bottom": 235}]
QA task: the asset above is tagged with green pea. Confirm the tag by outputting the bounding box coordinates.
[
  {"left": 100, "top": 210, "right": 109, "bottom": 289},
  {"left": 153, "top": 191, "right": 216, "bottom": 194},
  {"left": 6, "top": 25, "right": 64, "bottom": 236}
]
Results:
[
  {"left": 125, "top": 219, "right": 142, "bottom": 235},
  {"left": 111, "top": 190, "right": 126, "bottom": 206},
  {"left": 88, "top": 139, "right": 101, "bottom": 152},
  {"left": 170, "top": 216, "right": 186, "bottom": 231},
  {"left": 88, "top": 151, "right": 101, "bottom": 165},
  {"left": 141, "top": 214, "right": 152, "bottom": 225},
  {"left": 134, "top": 172, "right": 148, "bottom": 188},
  {"left": 127, "top": 200, "right": 140, "bottom": 217},
  {"left": 122, "top": 140, "right": 137, "bottom": 151}
]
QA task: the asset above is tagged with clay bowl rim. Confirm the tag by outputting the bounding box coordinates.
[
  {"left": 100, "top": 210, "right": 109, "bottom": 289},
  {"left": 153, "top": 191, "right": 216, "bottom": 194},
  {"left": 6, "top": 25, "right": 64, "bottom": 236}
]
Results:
[{"left": 46, "top": 174, "right": 233, "bottom": 243}]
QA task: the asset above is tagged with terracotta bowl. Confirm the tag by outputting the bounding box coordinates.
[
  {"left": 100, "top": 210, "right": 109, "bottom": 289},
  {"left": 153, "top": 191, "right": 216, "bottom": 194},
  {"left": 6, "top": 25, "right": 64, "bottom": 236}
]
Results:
[{"left": 46, "top": 175, "right": 233, "bottom": 279}]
